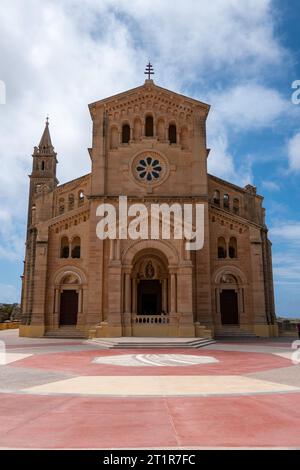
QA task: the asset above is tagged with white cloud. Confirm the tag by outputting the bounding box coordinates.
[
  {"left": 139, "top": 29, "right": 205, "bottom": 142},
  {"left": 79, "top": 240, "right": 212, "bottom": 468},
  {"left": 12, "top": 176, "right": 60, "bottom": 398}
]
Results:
[
  {"left": 210, "top": 84, "right": 288, "bottom": 131},
  {"left": 206, "top": 82, "right": 288, "bottom": 184},
  {"left": 273, "top": 250, "right": 300, "bottom": 284},
  {"left": 262, "top": 181, "right": 281, "bottom": 192},
  {"left": 271, "top": 222, "right": 300, "bottom": 243},
  {"left": 288, "top": 132, "right": 300, "bottom": 172},
  {"left": 270, "top": 222, "right": 300, "bottom": 289},
  {"left": 0, "top": 209, "right": 24, "bottom": 261},
  {"left": 0, "top": 0, "right": 289, "bottom": 267}
]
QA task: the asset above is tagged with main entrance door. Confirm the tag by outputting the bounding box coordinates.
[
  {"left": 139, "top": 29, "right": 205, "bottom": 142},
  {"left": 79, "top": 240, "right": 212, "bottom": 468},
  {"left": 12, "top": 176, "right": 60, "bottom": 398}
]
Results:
[
  {"left": 137, "top": 280, "right": 162, "bottom": 315},
  {"left": 220, "top": 290, "right": 239, "bottom": 325},
  {"left": 60, "top": 290, "right": 78, "bottom": 326}
]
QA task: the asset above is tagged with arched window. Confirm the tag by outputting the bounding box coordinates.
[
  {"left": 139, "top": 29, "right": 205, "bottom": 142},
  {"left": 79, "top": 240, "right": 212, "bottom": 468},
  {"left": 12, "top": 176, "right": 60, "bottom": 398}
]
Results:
[
  {"left": 71, "top": 237, "right": 81, "bottom": 259},
  {"left": 68, "top": 194, "right": 75, "bottom": 211},
  {"left": 60, "top": 236, "right": 69, "bottom": 258},
  {"left": 145, "top": 115, "right": 154, "bottom": 137},
  {"left": 78, "top": 191, "right": 84, "bottom": 206},
  {"left": 229, "top": 237, "right": 237, "bottom": 259},
  {"left": 41, "top": 161, "right": 45, "bottom": 171},
  {"left": 218, "top": 237, "right": 227, "bottom": 259},
  {"left": 157, "top": 118, "right": 165, "bottom": 141},
  {"left": 133, "top": 118, "right": 142, "bottom": 140},
  {"left": 233, "top": 198, "right": 240, "bottom": 215},
  {"left": 223, "top": 194, "right": 230, "bottom": 210},
  {"left": 213, "top": 190, "right": 220, "bottom": 206},
  {"left": 58, "top": 198, "right": 65, "bottom": 215},
  {"left": 110, "top": 126, "right": 118, "bottom": 149},
  {"left": 168, "top": 124, "right": 177, "bottom": 144},
  {"left": 180, "top": 127, "right": 189, "bottom": 150},
  {"left": 122, "top": 124, "right": 130, "bottom": 143}
]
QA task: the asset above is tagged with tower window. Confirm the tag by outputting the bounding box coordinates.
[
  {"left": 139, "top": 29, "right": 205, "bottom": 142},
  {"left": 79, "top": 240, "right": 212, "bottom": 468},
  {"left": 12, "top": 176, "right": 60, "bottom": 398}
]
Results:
[
  {"left": 78, "top": 191, "right": 84, "bottom": 206},
  {"left": 229, "top": 237, "right": 238, "bottom": 258},
  {"left": 213, "top": 190, "right": 220, "bottom": 206},
  {"left": 223, "top": 194, "right": 230, "bottom": 210},
  {"left": 122, "top": 124, "right": 130, "bottom": 143},
  {"left": 168, "top": 124, "right": 177, "bottom": 144},
  {"left": 68, "top": 194, "right": 75, "bottom": 211},
  {"left": 58, "top": 198, "right": 65, "bottom": 215},
  {"left": 233, "top": 198, "right": 240, "bottom": 215},
  {"left": 60, "top": 237, "right": 69, "bottom": 258},
  {"left": 218, "top": 237, "right": 227, "bottom": 259},
  {"left": 71, "top": 237, "right": 81, "bottom": 259},
  {"left": 145, "top": 115, "right": 154, "bottom": 137},
  {"left": 41, "top": 161, "right": 45, "bottom": 171}
]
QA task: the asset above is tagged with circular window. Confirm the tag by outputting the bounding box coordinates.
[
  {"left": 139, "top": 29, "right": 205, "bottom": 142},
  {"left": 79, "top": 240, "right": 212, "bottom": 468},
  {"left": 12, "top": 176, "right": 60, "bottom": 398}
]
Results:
[
  {"left": 136, "top": 157, "right": 162, "bottom": 182},
  {"left": 130, "top": 150, "right": 169, "bottom": 187}
]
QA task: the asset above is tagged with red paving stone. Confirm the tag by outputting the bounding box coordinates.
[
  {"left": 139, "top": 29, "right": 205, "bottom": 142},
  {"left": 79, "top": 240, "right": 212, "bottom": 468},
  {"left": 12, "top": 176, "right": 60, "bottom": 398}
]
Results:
[
  {"left": 2, "top": 343, "right": 298, "bottom": 448},
  {"left": 6, "top": 342, "right": 84, "bottom": 350},
  {"left": 1, "top": 392, "right": 300, "bottom": 448},
  {"left": 10, "top": 348, "right": 292, "bottom": 376}
]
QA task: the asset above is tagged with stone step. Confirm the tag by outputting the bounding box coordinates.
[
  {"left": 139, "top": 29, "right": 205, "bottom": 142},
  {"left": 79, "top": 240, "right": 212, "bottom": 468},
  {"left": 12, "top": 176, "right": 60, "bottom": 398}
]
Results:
[
  {"left": 215, "top": 329, "right": 257, "bottom": 338},
  {"left": 91, "top": 338, "right": 215, "bottom": 349},
  {"left": 45, "top": 329, "right": 86, "bottom": 339}
]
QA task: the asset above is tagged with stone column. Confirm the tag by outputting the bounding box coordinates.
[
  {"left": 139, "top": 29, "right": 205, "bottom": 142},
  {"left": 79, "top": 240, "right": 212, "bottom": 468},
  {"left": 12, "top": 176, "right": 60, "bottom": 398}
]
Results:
[
  {"left": 125, "top": 274, "right": 131, "bottom": 314},
  {"left": 78, "top": 289, "right": 83, "bottom": 314},
  {"left": 183, "top": 239, "right": 191, "bottom": 261},
  {"left": 170, "top": 273, "right": 176, "bottom": 314},
  {"left": 162, "top": 279, "right": 168, "bottom": 313},
  {"left": 109, "top": 239, "right": 114, "bottom": 261},
  {"left": 54, "top": 288, "right": 59, "bottom": 329},
  {"left": 132, "top": 279, "right": 137, "bottom": 314},
  {"left": 54, "top": 288, "right": 59, "bottom": 315}
]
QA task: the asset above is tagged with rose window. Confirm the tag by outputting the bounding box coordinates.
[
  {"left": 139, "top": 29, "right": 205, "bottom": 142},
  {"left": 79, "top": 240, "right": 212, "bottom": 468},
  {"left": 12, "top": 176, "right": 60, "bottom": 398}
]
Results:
[{"left": 136, "top": 157, "right": 162, "bottom": 182}]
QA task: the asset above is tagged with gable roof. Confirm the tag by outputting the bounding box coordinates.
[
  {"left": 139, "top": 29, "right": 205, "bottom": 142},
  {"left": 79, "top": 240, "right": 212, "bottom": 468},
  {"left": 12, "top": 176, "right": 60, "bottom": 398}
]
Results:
[{"left": 89, "top": 80, "right": 210, "bottom": 115}]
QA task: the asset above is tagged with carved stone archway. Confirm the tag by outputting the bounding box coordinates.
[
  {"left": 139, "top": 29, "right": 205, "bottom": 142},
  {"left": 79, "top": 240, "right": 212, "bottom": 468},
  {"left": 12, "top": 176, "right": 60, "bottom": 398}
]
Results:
[
  {"left": 213, "top": 267, "right": 247, "bottom": 327},
  {"left": 130, "top": 249, "right": 169, "bottom": 316},
  {"left": 51, "top": 267, "right": 87, "bottom": 330}
]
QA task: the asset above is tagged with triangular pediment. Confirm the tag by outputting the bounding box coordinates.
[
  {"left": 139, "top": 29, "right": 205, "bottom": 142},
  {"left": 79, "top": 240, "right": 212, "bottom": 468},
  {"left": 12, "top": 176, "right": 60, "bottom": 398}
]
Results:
[{"left": 89, "top": 80, "right": 210, "bottom": 117}]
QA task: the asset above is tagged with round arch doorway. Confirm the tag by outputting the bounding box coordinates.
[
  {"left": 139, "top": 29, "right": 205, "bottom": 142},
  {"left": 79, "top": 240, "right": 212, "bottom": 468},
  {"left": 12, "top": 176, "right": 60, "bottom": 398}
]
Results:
[
  {"left": 58, "top": 273, "right": 80, "bottom": 326},
  {"left": 137, "top": 279, "right": 162, "bottom": 316},
  {"left": 131, "top": 251, "right": 169, "bottom": 316},
  {"left": 219, "top": 274, "right": 241, "bottom": 325}
]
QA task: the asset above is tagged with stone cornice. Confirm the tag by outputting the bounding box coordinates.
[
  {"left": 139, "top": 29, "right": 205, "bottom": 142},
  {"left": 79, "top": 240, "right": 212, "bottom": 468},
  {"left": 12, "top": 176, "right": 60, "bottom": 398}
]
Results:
[{"left": 209, "top": 205, "right": 266, "bottom": 231}]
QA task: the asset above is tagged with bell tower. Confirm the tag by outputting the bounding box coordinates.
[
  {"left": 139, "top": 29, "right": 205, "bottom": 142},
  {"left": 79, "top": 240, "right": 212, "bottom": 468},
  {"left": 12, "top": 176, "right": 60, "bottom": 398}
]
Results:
[
  {"left": 21, "top": 119, "right": 59, "bottom": 327},
  {"left": 27, "top": 118, "right": 58, "bottom": 229}
]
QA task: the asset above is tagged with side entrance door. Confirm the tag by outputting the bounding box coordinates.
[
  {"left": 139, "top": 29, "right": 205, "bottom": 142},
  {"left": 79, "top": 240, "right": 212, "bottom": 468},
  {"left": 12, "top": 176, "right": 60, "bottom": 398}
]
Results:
[
  {"left": 220, "top": 290, "right": 239, "bottom": 325},
  {"left": 60, "top": 290, "right": 78, "bottom": 326}
]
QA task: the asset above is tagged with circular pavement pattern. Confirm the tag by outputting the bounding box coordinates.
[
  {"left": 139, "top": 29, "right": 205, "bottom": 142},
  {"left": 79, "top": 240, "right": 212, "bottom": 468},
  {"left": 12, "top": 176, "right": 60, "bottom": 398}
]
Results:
[{"left": 92, "top": 353, "right": 219, "bottom": 367}]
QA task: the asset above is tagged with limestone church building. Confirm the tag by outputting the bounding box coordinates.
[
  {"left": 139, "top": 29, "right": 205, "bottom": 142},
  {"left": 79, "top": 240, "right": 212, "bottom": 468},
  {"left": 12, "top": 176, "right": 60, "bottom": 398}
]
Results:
[{"left": 20, "top": 74, "right": 278, "bottom": 339}]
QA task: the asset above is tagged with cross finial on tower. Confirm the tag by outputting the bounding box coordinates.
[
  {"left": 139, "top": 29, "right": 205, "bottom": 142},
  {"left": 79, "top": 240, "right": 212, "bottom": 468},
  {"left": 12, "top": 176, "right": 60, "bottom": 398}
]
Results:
[
  {"left": 144, "top": 62, "right": 154, "bottom": 80},
  {"left": 38, "top": 117, "right": 53, "bottom": 152}
]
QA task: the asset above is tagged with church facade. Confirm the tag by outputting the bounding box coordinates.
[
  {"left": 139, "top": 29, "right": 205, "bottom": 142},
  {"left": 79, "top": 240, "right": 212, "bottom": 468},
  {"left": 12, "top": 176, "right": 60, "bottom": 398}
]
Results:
[{"left": 20, "top": 77, "right": 278, "bottom": 339}]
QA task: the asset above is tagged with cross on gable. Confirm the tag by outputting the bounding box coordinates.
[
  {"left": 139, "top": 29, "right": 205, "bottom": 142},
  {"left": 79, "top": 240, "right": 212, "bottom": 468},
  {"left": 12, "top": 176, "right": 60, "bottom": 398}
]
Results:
[{"left": 145, "top": 62, "right": 154, "bottom": 80}]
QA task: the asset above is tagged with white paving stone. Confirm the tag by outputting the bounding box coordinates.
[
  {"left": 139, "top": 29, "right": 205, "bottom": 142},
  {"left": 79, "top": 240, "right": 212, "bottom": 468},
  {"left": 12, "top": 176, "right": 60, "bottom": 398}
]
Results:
[{"left": 92, "top": 354, "right": 219, "bottom": 367}]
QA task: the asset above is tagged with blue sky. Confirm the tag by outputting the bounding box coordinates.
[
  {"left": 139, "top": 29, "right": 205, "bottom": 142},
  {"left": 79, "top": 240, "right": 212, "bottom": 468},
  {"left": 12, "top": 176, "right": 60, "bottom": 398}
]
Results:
[{"left": 0, "top": 0, "right": 300, "bottom": 317}]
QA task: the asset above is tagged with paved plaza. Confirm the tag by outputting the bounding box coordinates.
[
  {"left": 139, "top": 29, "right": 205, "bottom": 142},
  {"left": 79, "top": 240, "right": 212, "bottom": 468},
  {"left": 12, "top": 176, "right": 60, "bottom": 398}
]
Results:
[{"left": 0, "top": 330, "right": 300, "bottom": 449}]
